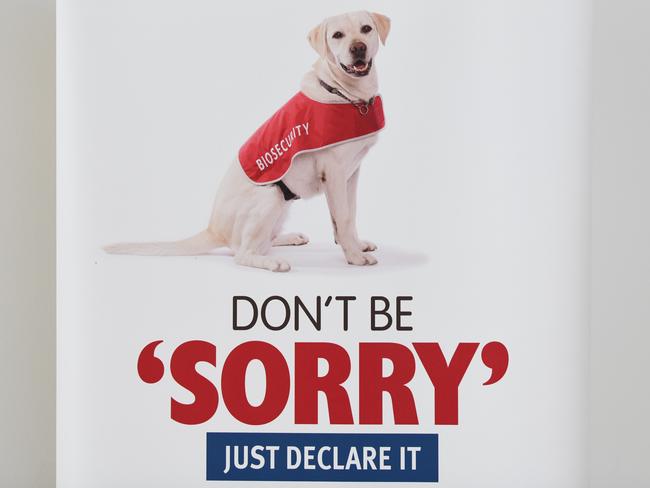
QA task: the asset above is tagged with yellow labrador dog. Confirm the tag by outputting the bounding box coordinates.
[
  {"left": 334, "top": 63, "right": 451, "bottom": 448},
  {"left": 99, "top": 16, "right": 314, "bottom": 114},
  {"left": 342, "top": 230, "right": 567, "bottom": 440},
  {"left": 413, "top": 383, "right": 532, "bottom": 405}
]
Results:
[{"left": 105, "top": 11, "right": 390, "bottom": 271}]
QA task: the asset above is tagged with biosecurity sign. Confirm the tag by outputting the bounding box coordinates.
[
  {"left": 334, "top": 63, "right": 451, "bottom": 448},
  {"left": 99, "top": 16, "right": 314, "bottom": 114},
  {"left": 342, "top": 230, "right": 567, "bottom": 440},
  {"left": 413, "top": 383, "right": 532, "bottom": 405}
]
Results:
[{"left": 136, "top": 295, "right": 509, "bottom": 483}]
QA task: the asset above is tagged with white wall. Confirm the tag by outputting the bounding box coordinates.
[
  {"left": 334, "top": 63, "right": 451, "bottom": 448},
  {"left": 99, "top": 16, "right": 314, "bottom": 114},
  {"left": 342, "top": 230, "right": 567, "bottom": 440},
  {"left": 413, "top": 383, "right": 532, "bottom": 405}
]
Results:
[
  {"left": 0, "top": 0, "right": 56, "bottom": 487},
  {"left": 590, "top": 0, "right": 650, "bottom": 486}
]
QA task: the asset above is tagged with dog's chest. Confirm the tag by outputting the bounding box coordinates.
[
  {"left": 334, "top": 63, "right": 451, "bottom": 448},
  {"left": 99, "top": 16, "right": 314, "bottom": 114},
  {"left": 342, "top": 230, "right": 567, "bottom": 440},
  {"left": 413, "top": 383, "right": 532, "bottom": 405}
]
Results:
[{"left": 282, "top": 135, "right": 377, "bottom": 197}]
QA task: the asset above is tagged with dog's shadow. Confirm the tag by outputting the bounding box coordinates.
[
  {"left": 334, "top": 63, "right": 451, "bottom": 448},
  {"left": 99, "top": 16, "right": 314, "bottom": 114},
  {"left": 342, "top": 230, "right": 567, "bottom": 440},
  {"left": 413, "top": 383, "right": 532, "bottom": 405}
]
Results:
[{"left": 264, "top": 242, "right": 428, "bottom": 274}]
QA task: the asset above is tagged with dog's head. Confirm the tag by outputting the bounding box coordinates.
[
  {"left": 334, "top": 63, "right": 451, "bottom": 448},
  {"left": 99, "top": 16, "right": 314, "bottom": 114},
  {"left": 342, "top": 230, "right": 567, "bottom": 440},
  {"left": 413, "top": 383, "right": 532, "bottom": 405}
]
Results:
[{"left": 308, "top": 11, "right": 390, "bottom": 78}]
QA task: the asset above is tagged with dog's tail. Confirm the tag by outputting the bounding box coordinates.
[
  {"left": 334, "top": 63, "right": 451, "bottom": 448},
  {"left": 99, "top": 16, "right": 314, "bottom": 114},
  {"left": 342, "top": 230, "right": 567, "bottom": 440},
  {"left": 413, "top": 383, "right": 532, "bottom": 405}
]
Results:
[{"left": 103, "top": 229, "right": 222, "bottom": 256}]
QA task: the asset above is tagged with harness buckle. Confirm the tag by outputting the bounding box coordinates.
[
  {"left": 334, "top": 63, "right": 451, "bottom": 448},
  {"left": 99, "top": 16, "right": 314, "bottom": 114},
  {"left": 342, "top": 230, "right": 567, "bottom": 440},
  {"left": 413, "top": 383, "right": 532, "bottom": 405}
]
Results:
[{"left": 354, "top": 101, "right": 370, "bottom": 115}]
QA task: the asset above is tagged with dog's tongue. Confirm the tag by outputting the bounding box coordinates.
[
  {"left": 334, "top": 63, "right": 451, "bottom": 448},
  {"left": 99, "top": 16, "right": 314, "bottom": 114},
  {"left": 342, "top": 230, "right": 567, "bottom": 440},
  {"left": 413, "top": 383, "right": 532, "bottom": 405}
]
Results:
[{"left": 353, "top": 61, "right": 367, "bottom": 72}]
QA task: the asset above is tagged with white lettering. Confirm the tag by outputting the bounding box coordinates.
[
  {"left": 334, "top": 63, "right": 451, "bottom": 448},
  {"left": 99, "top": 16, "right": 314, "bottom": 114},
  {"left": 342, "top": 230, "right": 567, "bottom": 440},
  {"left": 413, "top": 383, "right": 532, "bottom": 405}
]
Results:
[
  {"left": 406, "top": 446, "right": 420, "bottom": 469},
  {"left": 268, "top": 446, "right": 279, "bottom": 469},
  {"left": 380, "top": 446, "right": 391, "bottom": 470},
  {"left": 318, "top": 446, "right": 331, "bottom": 470},
  {"left": 304, "top": 446, "right": 316, "bottom": 470},
  {"left": 250, "top": 445, "right": 265, "bottom": 470},
  {"left": 345, "top": 447, "right": 361, "bottom": 470},
  {"left": 362, "top": 446, "right": 377, "bottom": 470},
  {"left": 287, "top": 446, "right": 301, "bottom": 469},
  {"left": 253, "top": 122, "right": 312, "bottom": 172},
  {"left": 333, "top": 446, "right": 344, "bottom": 470},
  {"left": 224, "top": 445, "right": 231, "bottom": 474},
  {"left": 233, "top": 445, "right": 248, "bottom": 470}
]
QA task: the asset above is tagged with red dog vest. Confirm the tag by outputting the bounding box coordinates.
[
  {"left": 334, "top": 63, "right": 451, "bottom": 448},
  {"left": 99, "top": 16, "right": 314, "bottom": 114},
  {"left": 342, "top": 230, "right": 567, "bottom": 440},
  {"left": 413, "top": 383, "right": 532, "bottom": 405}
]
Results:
[{"left": 238, "top": 92, "right": 385, "bottom": 184}]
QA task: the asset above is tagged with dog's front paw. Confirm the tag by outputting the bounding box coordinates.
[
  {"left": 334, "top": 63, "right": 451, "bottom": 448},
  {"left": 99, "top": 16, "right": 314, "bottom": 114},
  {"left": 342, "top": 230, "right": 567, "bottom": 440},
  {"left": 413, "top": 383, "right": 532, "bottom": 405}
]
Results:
[
  {"left": 346, "top": 251, "right": 378, "bottom": 266},
  {"left": 358, "top": 240, "right": 377, "bottom": 252}
]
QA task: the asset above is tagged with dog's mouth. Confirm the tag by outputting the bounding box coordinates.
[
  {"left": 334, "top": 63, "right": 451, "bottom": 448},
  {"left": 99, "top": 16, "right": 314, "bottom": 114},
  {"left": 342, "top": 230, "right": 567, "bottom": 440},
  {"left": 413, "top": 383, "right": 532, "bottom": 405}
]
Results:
[{"left": 340, "top": 59, "right": 373, "bottom": 77}]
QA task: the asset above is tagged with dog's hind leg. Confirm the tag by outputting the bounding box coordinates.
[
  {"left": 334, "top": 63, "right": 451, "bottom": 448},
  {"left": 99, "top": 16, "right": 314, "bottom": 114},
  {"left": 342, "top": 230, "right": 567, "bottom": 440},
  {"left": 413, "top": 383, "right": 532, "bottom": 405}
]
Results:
[
  {"left": 235, "top": 251, "right": 291, "bottom": 272},
  {"left": 272, "top": 233, "right": 309, "bottom": 246},
  {"left": 232, "top": 189, "right": 292, "bottom": 272},
  {"left": 235, "top": 226, "right": 292, "bottom": 271}
]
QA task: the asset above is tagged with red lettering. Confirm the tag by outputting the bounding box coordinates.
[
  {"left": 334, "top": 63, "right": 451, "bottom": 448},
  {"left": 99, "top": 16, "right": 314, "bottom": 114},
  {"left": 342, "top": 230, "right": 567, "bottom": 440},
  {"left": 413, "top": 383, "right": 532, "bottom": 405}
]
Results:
[
  {"left": 413, "top": 342, "right": 478, "bottom": 425},
  {"left": 221, "top": 341, "right": 290, "bottom": 425},
  {"left": 359, "top": 343, "right": 418, "bottom": 424},
  {"left": 294, "top": 342, "right": 353, "bottom": 424},
  {"left": 481, "top": 341, "right": 509, "bottom": 385},
  {"left": 137, "top": 340, "right": 165, "bottom": 384},
  {"left": 170, "top": 340, "right": 218, "bottom": 425},
  {"left": 138, "top": 340, "right": 509, "bottom": 427}
]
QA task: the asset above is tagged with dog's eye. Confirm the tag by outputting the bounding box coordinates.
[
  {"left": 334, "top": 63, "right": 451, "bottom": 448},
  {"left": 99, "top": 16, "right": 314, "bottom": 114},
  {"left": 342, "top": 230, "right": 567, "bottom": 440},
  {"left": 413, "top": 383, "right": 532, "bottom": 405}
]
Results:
[
  {"left": 332, "top": 31, "right": 344, "bottom": 39},
  {"left": 361, "top": 25, "right": 373, "bottom": 34}
]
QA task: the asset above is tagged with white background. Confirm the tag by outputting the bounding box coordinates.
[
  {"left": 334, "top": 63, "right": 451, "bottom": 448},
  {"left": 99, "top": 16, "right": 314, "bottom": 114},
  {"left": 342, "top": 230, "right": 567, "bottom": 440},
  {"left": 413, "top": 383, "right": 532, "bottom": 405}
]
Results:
[
  {"left": 57, "top": 1, "right": 589, "bottom": 487},
  {"left": 5, "top": 0, "right": 650, "bottom": 487}
]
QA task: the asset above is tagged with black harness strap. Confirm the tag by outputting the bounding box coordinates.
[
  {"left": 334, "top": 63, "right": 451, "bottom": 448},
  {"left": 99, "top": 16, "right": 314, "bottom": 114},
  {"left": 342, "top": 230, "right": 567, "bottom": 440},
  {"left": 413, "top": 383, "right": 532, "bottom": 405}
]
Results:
[{"left": 275, "top": 180, "right": 299, "bottom": 201}]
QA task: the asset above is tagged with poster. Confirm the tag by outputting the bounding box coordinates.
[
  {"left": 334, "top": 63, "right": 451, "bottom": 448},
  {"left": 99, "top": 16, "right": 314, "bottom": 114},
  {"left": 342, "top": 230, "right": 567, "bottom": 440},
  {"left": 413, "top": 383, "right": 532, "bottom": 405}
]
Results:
[{"left": 58, "top": 1, "right": 589, "bottom": 486}]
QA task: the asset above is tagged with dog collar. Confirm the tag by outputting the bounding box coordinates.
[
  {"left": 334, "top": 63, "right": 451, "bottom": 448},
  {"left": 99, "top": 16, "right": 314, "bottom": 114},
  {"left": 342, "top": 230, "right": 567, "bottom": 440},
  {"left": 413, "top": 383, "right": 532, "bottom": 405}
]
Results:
[{"left": 318, "top": 79, "right": 376, "bottom": 115}]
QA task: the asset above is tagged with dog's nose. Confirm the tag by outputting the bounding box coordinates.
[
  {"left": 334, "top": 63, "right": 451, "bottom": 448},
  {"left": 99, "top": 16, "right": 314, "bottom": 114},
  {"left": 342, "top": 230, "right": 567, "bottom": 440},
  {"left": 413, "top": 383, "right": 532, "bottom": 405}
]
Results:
[{"left": 349, "top": 41, "right": 367, "bottom": 58}]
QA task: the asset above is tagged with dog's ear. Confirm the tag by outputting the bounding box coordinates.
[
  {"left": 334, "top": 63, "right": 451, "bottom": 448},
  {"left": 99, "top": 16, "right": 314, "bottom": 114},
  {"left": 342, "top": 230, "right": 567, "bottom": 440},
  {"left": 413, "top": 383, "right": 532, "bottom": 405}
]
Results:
[
  {"left": 370, "top": 12, "right": 391, "bottom": 45},
  {"left": 307, "top": 22, "right": 329, "bottom": 59}
]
